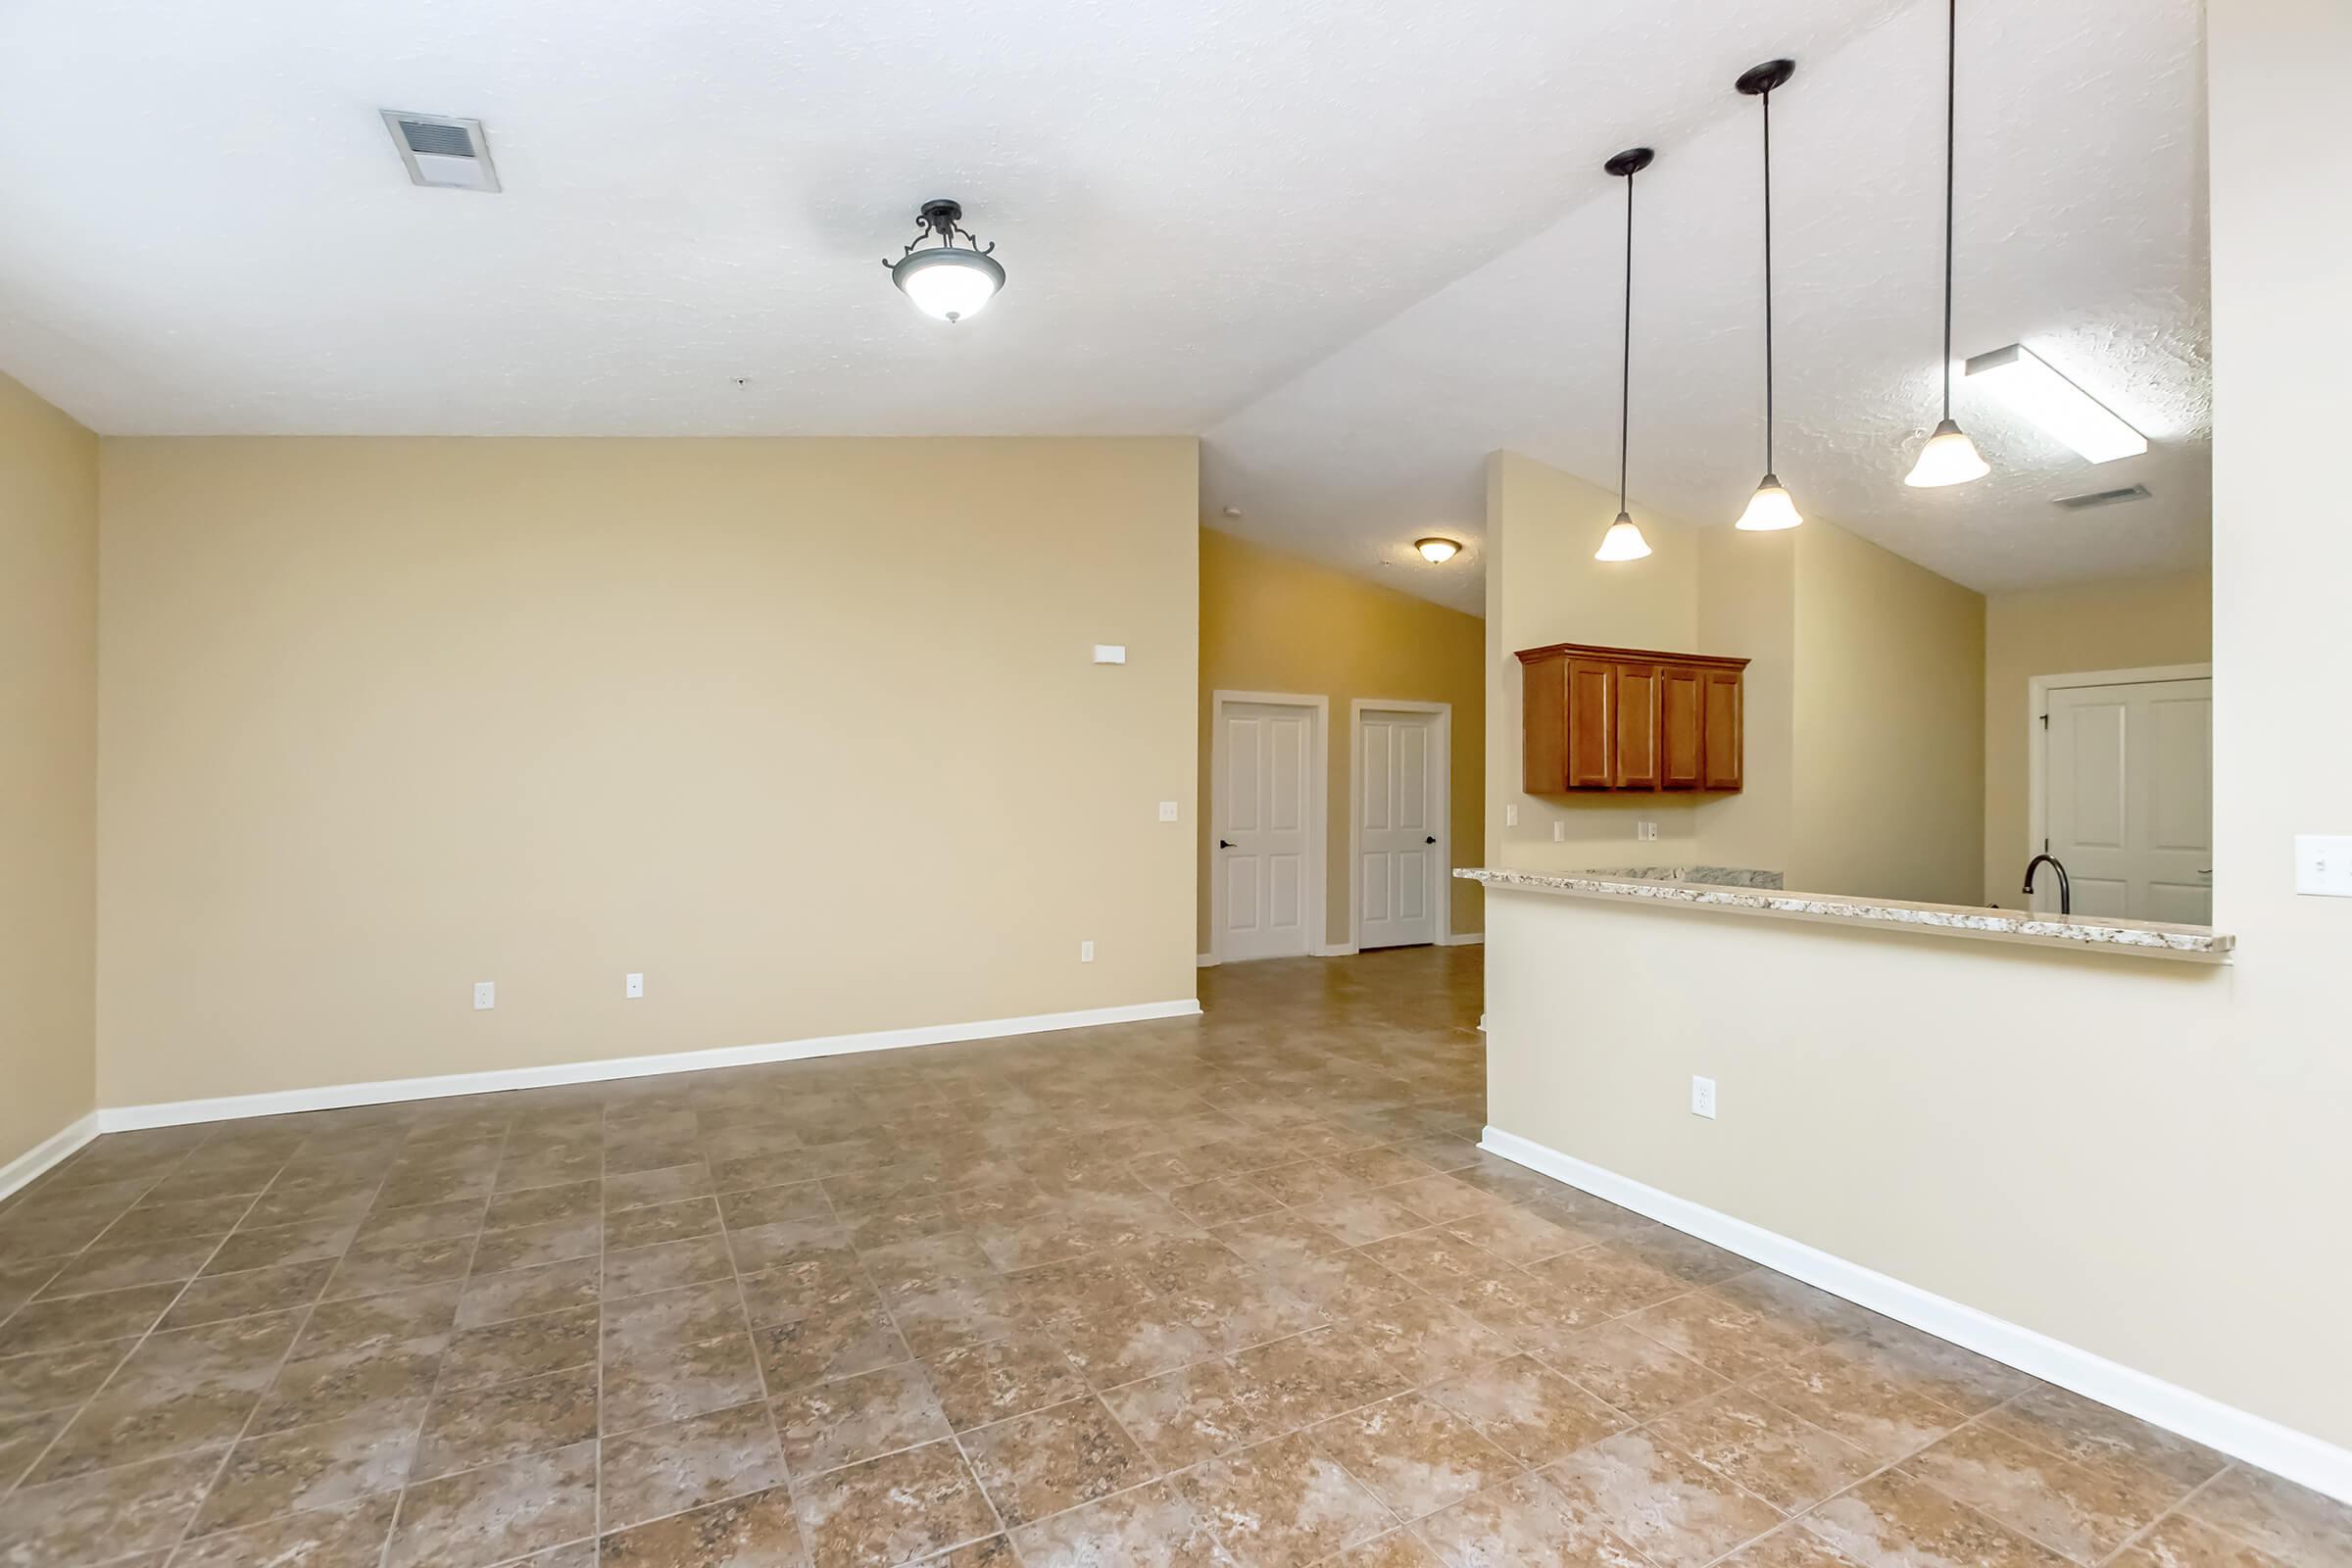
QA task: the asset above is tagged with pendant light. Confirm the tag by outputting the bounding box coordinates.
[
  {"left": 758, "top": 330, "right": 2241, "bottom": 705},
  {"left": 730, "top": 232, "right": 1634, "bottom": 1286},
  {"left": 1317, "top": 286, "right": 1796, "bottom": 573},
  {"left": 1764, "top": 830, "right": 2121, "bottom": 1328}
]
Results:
[
  {"left": 1904, "top": 0, "right": 1990, "bottom": 487},
  {"left": 1735, "top": 60, "right": 1803, "bottom": 531},
  {"left": 1595, "top": 147, "right": 1656, "bottom": 564},
  {"left": 883, "top": 200, "right": 1005, "bottom": 322}
]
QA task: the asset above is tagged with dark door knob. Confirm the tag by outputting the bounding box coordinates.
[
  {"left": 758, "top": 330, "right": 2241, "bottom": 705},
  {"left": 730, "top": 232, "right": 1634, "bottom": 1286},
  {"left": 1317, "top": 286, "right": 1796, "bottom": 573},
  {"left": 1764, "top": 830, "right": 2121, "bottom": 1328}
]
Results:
[
  {"left": 1425, "top": 836, "right": 1438, "bottom": 844},
  {"left": 1218, "top": 839, "right": 1236, "bottom": 849}
]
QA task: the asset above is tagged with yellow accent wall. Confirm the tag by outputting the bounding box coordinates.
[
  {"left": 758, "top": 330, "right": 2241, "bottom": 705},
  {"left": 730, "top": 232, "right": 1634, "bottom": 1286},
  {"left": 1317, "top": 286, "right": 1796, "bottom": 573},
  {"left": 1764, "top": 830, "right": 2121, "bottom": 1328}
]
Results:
[
  {"left": 97, "top": 437, "right": 1200, "bottom": 1109},
  {"left": 1198, "top": 527, "right": 1485, "bottom": 951},
  {"left": 0, "top": 373, "right": 98, "bottom": 1172},
  {"left": 1983, "top": 571, "right": 2211, "bottom": 904}
]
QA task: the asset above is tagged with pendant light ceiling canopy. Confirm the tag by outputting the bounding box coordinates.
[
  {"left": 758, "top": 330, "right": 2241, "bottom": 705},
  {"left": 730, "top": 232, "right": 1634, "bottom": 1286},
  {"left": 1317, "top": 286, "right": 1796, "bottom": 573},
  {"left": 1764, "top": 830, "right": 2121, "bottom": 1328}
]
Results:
[
  {"left": 1904, "top": 0, "right": 1989, "bottom": 488},
  {"left": 1735, "top": 59, "right": 1803, "bottom": 532},
  {"left": 885, "top": 200, "right": 1005, "bottom": 323},
  {"left": 1595, "top": 145, "right": 1656, "bottom": 564}
]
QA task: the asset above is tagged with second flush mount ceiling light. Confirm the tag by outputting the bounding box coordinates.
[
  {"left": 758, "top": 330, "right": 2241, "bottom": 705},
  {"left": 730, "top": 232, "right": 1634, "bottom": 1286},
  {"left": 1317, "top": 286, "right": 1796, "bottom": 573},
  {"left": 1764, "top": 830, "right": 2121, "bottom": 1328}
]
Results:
[
  {"left": 885, "top": 200, "right": 1005, "bottom": 322},
  {"left": 1735, "top": 59, "right": 1803, "bottom": 532}
]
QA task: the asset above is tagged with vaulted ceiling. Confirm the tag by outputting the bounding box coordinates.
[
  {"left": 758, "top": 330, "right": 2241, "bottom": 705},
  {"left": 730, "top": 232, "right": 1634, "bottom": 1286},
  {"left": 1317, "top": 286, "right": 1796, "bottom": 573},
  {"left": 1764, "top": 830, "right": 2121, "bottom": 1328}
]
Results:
[{"left": 0, "top": 0, "right": 2205, "bottom": 609}]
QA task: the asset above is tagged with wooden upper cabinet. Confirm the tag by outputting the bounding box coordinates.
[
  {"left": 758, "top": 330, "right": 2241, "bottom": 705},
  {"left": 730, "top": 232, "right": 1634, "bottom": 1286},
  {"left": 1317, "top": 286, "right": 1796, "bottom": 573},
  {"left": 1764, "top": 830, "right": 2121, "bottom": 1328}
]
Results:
[
  {"left": 1658, "top": 665, "right": 1705, "bottom": 790},
  {"left": 1611, "top": 662, "right": 1662, "bottom": 789},
  {"left": 1515, "top": 642, "right": 1749, "bottom": 795},
  {"left": 1701, "top": 664, "right": 1744, "bottom": 791}
]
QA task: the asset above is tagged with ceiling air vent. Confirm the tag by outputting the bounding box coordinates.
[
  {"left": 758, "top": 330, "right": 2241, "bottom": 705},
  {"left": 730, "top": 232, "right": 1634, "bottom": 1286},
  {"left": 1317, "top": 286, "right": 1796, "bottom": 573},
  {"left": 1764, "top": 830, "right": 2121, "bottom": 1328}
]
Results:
[
  {"left": 381, "top": 111, "right": 500, "bottom": 193},
  {"left": 2054, "top": 483, "right": 2152, "bottom": 512}
]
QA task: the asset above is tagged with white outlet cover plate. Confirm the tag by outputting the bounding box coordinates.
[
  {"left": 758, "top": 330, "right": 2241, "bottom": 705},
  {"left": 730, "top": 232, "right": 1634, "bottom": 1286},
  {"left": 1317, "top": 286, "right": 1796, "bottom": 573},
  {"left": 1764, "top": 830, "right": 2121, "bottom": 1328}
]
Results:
[
  {"left": 473, "top": 981, "right": 495, "bottom": 1010},
  {"left": 1158, "top": 801, "right": 1179, "bottom": 821},
  {"left": 2294, "top": 835, "right": 2352, "bottom": 896},
  {"left": 1690, "top": 1075, "right": 1717, "bottom": 1118},
  {"left": 1093, "top": 644, "right": 1127, "bottom": 664}
]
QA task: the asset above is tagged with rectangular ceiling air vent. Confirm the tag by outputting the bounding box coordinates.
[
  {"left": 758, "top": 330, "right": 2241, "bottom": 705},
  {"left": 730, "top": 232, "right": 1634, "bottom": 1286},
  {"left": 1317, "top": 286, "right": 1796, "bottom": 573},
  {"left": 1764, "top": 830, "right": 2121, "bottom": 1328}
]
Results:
[
  {"left": 2054, "top": 483, "right": 2153, "bottom": 512},
  {"left": 381, "top": 111, "right": 500, "bottom": 193}
]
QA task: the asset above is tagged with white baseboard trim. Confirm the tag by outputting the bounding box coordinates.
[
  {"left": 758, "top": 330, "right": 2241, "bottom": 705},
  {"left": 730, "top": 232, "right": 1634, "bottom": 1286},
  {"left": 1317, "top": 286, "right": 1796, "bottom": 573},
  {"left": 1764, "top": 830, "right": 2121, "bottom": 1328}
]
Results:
[
  {"left": 1440, "top": 932, "right": 1487, "bottom": 947},
  {"left": 1313, "top": 943, "right": 1360, "bottom": 958},
  {"left": 99, "top": 1000, "right": 1203, "bottom": 1134},
  {"left": 0, "top": 1112, "right": 101, "bottom": 1203},
  {"left": 1196, "top": 953, "right": 1219, "bottom": 968},
  {"left": 1480, "top": 1125, "right": 2352, "bottom": 1506}
]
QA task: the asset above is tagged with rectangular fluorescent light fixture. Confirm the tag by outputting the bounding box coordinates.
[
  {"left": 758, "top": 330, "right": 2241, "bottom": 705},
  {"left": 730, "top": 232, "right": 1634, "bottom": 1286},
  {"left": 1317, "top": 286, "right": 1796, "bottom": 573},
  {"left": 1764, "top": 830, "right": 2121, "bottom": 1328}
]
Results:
[{"left": 1964, "top": 344, "right": 2147, "bottom": 464}]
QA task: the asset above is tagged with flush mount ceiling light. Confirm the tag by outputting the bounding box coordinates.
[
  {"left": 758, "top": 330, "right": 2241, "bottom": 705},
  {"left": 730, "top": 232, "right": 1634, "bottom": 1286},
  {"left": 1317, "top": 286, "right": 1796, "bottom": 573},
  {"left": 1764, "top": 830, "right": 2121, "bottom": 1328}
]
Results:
[
  {"left": 1905, "top": 0, "right": 1989, "bottom": 488},
  {"left": 884, "top": 200, "right": 1005, "bottom": 323},
  {"left": 1734, "top": 60, "right": 1804, "bottom": 532},
  {"left": 1965, "top": 344, "right": 2148, "bottom": 464},
  {"left": 1595, "top": 146, "right": 1656, "bottom": 564},
  {"left": 1415, "top": 537, "right": 1462, "bottom": 564}
]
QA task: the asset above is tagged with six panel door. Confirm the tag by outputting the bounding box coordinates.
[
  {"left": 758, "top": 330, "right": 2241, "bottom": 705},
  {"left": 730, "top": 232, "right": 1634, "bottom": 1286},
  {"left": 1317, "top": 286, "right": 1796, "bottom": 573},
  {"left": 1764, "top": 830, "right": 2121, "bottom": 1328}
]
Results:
[{"left": 1216, "top": 702, "right": 1314, "bottom": 961}]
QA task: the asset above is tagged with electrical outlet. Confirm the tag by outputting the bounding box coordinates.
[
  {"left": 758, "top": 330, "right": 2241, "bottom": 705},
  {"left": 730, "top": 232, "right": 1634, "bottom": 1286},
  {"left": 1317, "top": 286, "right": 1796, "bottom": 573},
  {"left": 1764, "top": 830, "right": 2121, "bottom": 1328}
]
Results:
[
  {"left": 1080, "top": 940, "right": 1096, "bottom": 963},
  {"left": 2295, "top": 835, "right": 2352, "bottom": 896},
  {"left": 1690, "top": 1076, "right": 1717, "bottom": 1119},
  {"left": 473, "top": 981, "right": 496, "bottom": 1011},
  {"left": 1637, "top": 820, "right": 1658, "bottom": 842},
  {"left": 1158, "top": 801, "right": 1179, "bottom": 822},
  {"left": 625, "top": 973, "right": 644, "bottom": 999},
  {"left": 1505, "top": 804, "right": 1519, "bottom": 828}
]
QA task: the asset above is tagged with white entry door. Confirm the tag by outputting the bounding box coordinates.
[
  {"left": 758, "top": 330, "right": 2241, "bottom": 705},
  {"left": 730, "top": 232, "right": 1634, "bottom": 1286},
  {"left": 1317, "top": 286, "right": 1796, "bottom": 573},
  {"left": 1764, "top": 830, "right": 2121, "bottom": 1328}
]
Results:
[
  {"left": 2043, "top": 677, "right": 2213, "bottom": 923},
  {"left": 1358, "top": 709, "right": 1444, "bottom": 950},
  {"left": 1215, "top": 702, "right": 1315, "bottom": 961}
]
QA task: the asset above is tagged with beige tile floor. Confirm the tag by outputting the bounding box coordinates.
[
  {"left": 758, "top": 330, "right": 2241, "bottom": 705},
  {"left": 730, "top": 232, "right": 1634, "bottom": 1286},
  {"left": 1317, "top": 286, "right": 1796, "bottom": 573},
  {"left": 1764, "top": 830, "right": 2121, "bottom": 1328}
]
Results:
[{"left": 0, "top": 946, "right": 2344, "bottom": 1567}]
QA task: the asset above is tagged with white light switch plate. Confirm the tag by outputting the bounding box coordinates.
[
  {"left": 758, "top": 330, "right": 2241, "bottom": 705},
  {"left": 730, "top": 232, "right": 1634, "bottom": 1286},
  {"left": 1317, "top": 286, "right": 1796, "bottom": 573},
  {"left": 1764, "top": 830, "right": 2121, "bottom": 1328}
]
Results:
[
  {"left": 1637, "top": 820, "right": 1658, "bottom": 842},
  {"left": 2295, "top": 835, "right": 2352, "bottom": 896},
  {"left": 1080, "top": 941, "right": 1096, "bottom": 963},
  {"left": 625, "top": 973, "right": 644, "bottom": 999},
  {"left": 1158, "top": 801, "right": 1179, "bottom": 822},
  {"left": 473, "top": 981, "right": 495, "bottom": 1010},
  {"left": 1092, "top": 644, "right": 1127, "bottom": 664},
  {"left": 1505, "top": 804, "right": 1519, "bottom": 828}
]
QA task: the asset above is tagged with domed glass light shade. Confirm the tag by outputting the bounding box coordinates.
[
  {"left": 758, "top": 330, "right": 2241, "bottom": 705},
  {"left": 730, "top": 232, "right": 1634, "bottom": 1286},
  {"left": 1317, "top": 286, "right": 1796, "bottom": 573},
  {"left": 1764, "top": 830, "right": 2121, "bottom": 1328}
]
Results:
[
  {"left": 1905, "top": 417, "right": 1990, "bottom": 486},
  {"left": 1414, "top": 537, "right": 1462, "bottom": 564},
  {"left": 1736, "top": 474, "right": 1804, "bottom": 531},
  {"left": 886, "top": 200, "right": 1005, "bottom": 323},
  {"left": 1594, "top": 514, "right": 1653, "bottom": 561}
]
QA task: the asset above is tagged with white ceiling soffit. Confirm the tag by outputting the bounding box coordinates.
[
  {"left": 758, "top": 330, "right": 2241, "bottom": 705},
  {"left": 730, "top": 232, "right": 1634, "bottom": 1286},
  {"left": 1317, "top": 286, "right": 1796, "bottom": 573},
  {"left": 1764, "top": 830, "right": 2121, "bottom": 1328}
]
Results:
[
  {"left": 0, "top": 0, "right": 1903, "bottom": 443},
  {"left": 1206, "top": 0, "right": 2210, "bottom": 609}
]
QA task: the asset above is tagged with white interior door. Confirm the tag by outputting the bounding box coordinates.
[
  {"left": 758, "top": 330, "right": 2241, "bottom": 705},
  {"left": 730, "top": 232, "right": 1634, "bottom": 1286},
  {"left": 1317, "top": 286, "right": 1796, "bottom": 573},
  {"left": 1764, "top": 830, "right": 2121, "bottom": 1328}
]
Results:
[
  {"left": 1216, "top": 702, "right": 1314, "bottom": 961},
  {"left": 2043, "top": 677, "right": 2212, "bottom": 923},
  {"left": 1358, "top": 709, "right": 1443, "bottom": 950}
]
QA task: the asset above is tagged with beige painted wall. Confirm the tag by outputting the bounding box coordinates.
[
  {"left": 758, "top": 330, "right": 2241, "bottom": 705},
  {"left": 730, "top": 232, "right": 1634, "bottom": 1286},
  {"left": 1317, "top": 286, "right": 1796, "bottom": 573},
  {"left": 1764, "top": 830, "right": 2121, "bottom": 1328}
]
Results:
[
  {"left": 1983, "top": 571, "right": 2212, "bottom": 905},
  {"left": 1692, "top": 526, "right": 1795, "bottom": 876},
  {"left": 1788, "top": 520, "right": 1985, "bottom": 906},
  {"left": 1485, "top": 0, "right": 2352, "bottom": 1457},
  {"left": 97, "top": 438, "right": 1200, "bottom": 1108},
  {"left": 1485, "top": 451, "right": 1701, "bottom": 871},
  {"left": 1198, "top": 528, "right": 1485, "bottom": 951},
  {"left": 0, "top": 373, "right": 98, "bottom": 1170}
]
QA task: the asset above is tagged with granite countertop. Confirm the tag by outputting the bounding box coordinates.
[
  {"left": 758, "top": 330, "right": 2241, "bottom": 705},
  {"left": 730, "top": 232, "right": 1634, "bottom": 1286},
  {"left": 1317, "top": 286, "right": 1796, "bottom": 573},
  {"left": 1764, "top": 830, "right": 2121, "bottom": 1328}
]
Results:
[{"left": 1456, "top": 867, "right": 2233, "bottom": 961}]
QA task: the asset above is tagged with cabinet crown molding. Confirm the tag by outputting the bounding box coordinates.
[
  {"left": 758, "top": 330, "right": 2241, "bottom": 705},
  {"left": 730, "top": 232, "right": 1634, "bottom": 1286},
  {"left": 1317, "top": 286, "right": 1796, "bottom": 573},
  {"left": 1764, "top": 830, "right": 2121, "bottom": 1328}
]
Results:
[{"left": 1513, "top": 640, "right": 1751, "bottom": 670}]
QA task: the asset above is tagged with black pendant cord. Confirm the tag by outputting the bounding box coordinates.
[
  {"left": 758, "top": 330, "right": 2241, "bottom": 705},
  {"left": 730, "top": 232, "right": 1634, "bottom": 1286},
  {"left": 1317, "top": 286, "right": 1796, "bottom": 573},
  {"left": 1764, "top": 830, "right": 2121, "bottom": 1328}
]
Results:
[
  {"left": 1939, "top": 0, "right": 1958, "bottom": 420},
  {"left": 1762, "top": 85, "right": 1776, "bottom": 475},
  {"left": 1619, "top": 168, "right": 1635, "bottom": 515}
]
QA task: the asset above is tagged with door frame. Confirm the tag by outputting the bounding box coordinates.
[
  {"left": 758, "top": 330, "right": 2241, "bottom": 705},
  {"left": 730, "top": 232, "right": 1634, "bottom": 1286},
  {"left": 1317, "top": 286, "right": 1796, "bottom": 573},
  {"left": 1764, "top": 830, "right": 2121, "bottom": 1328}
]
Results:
[
  {"left": 2025, "top": 662, "right": 2213, "bottom": 906},
  {"left": 1348, "top": 699, "right": 1453, "bottom": 952},
  {"left": 1206, "top": 691, "right": 1331, "bottom": 965}
]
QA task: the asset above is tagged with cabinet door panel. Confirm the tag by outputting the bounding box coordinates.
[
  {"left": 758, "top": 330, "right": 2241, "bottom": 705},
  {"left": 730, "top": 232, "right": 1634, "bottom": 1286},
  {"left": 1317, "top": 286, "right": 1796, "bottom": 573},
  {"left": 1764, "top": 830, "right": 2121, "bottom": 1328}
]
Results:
[
  {"left": 1612, "top": 662, "right": 1662, "bottom": 790},
  {"left": 1701, "top": 666, "right": 1743, "bottom": 790},
  {"left": 1521, "top": 655, "right": 1568, "bottom": 792},
  {"left": 1565, "top": 659, "right": 1615, "bottom": 789},
  {"left": 1659, "top": 666, "right": 1704, "bottom": 790}
]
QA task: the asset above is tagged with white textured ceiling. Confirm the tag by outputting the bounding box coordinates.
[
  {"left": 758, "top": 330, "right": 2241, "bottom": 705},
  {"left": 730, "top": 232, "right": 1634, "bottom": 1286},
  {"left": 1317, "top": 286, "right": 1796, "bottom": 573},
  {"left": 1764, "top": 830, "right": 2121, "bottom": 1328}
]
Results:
[
  {"left": 0, "top": 0, "right": 2204, "bottom": 603},
  {"left": 1207, "top": 0, "right": 2211, "bottom": 609}
]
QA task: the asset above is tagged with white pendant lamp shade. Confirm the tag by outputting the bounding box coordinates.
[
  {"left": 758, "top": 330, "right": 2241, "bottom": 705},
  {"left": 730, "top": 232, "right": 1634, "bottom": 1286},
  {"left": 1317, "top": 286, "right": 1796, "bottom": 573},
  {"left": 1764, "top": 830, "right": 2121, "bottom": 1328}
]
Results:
[
  {"left": 885, "top": 200, "right": 1005, "bottom": 323},
  {"left": 1736, "top": 474, "right": 1803, "bottom": 531},
  {"left": 1904, "top": 417, "right": 1990, "bottom": 487},
  {"left": 1595, "top": 513, "right": 1653, "bottom": 561}
]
